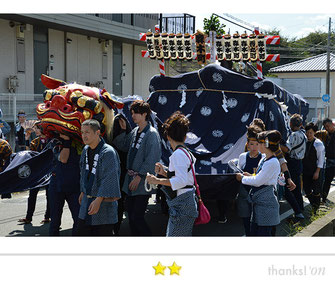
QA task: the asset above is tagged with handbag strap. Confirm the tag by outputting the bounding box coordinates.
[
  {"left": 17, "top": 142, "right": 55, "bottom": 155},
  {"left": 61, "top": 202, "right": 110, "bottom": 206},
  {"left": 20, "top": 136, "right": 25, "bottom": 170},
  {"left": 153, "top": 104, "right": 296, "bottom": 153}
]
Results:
[{"left": 178, "top": 147, "right": 201, "bottom": 198}]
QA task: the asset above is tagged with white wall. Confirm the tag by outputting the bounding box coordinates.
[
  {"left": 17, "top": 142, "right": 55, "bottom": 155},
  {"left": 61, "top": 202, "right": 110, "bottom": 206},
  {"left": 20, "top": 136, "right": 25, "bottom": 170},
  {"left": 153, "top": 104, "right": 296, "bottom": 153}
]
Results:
[
  {"left": 1, "top": 18, "right": 160, "bottom": 103},
  {"left": 48, "top": 29, "right": 65, "bottom": 81},
  {"left": 0, "top": 19, "right": 33, "bottom": 94},
  {"left": 273, "top": 72, "right": 335, "bottom": 119},
  {"left": 65, "top": 32, "right": 113, "bottom": 89},
  {"left": 133, "top": 45, "right": 161, "bottom": 99},
  {"left": 122, "top": 43, "right": 133, "bottom": 97}
]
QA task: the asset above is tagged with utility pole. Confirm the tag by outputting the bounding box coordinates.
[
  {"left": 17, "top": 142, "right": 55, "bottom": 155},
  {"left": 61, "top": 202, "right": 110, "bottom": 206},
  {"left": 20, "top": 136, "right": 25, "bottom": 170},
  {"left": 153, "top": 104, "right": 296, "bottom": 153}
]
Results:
[{"left": 326, "top": 17, "right": 331, "bottom": 118}]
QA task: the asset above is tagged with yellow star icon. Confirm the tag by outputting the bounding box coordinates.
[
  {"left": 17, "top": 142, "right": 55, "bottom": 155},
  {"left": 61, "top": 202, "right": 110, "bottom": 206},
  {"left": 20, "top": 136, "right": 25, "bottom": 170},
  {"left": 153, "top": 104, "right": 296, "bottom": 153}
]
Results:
[
  {"left": 168, "top": 261, "right": 182, "bottom": 275},
  {"left": 153, "top": 261, "right": 166, "bottom": 275}
]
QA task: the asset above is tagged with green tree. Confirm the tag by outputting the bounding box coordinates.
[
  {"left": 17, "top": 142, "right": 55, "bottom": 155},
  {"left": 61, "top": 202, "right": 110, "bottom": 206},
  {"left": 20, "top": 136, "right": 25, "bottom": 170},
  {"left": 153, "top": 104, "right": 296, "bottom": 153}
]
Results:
[{"left": 203, "top": 14, "right": 226, "bottom": 35}]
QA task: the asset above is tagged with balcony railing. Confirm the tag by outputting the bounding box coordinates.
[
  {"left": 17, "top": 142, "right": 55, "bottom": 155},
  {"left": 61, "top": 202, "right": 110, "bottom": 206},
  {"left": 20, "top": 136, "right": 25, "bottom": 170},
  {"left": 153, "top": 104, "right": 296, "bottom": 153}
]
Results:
[{"left": 160, "top": 14, "right": 196, "bottom": 34}]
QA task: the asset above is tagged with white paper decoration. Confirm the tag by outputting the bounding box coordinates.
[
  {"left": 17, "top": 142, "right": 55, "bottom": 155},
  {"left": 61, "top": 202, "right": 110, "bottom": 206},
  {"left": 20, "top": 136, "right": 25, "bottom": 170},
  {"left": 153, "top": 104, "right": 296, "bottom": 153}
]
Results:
[
  {"left": 154, "top": 33, "right": 163, "bottom": 60},
  {"left": 232, "top": 33, "right": 241, "bottom": 61},
  {"left": 240, "top": 33, "right": 250, "bottom": 61},
  {"left": 146, "top": 32, "right": 156, "bottom": 59},
  {"left": 224, "top": 34, "right": 232, "bottom": 61}
]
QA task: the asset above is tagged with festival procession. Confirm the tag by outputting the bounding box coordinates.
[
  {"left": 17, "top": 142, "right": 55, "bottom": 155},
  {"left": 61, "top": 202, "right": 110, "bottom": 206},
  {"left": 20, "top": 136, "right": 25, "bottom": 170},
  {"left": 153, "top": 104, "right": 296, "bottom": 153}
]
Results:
[{"left": 0, "top": 13, "right": 335, "bottom": 237}]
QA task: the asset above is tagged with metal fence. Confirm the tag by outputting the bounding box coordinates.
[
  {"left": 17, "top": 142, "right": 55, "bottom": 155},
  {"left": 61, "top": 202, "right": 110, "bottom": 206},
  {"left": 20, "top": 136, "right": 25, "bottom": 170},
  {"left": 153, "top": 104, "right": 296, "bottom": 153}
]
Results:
[
  {"left": 0, "top": 93, "right": 44, "bottom": 123},
  {"left": 160, "top": 14, "right": 195, "bottom": 34}
]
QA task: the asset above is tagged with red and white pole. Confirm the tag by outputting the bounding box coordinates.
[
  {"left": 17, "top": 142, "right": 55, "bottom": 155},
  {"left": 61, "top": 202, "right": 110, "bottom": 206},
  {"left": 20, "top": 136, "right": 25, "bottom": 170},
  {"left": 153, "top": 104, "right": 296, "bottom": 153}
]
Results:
[
  {"left": 154, "top": 25, "right": 165, "bottom": 76},
  {"left": 159, "top": 59, "right": 165, "bottom": 76},
  {"left": 254, "top": 27, "right": 263, "bottom": 80}
]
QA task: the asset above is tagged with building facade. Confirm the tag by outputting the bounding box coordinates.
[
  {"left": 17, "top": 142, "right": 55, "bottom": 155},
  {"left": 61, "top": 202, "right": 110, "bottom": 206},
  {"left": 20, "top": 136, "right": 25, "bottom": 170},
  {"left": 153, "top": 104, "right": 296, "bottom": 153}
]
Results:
[
  {"left": 0, "top": 13, "right": 162, "bottom": 124},
  {"left": 268, "top": 53, "right": 335, "bottom": 122}
]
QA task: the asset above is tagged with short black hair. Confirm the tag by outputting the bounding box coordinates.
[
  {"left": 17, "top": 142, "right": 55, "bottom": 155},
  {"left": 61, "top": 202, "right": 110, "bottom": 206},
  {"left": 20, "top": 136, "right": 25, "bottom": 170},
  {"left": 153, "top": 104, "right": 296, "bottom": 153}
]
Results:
[
  {"left": 323, "top": 118, "right": 333, "bottom": 125},
  {"left": 82, "top": 119, "right": 101, "bottom": 132},
  {"left": 17, "top": 110, "right": 26, "bottom": 116},
  {"left": 305, "top": 122, "right": 318, "bottom": 132}
]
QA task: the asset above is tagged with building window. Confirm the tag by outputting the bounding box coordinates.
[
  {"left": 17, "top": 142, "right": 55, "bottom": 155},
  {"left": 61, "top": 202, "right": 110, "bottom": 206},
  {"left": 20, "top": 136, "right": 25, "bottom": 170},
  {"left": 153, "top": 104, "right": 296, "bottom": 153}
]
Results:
[
  {"left": 112, "top": 14, "right": 122, "bottom": 23},
  {"left": 16, "top": 39, "right": 25, "bottom": 73},
  {"left": 102, "top": 53, "right": 108, "bottom": 79}
]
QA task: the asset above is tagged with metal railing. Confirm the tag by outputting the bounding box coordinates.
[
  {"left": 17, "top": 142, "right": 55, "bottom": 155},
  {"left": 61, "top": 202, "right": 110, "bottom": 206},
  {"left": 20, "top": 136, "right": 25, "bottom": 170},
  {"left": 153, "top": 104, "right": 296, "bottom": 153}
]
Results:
[
  {"left": 0, "top": 93, "right": 44, "bottom": 123},
  {"left": 160, "top": 14, "right": 196, "bottom": 34}
]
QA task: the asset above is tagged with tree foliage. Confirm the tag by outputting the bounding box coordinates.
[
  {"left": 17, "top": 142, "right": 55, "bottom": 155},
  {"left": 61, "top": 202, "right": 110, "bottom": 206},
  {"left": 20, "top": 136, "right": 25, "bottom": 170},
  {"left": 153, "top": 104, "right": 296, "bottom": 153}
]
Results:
[
  {"left": 203, "top": 15, "right": 226, "bottom": 35},
  {"left": 262, "top": 29, "right": 335, "bottom": 76}
]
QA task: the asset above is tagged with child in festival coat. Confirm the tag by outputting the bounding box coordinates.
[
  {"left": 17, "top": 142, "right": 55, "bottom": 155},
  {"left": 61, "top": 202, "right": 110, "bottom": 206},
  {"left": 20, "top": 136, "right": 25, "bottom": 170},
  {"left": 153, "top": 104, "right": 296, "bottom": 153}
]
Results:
[
  {"left": 237, "top": 125, "right": 263, "bottom": 236},
  {"left": 236, "top": 130, "right": 282, "bottom": 236}
]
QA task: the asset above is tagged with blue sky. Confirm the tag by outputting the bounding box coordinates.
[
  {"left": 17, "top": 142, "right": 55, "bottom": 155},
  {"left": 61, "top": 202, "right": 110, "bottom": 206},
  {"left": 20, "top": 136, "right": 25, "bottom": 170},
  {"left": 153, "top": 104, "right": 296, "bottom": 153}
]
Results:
[
  {"left": 3, "top": 0, "right": 335, "bottom": 41},
  {"left": 194, "top": 13, "right": 335, "bottom": 40}
]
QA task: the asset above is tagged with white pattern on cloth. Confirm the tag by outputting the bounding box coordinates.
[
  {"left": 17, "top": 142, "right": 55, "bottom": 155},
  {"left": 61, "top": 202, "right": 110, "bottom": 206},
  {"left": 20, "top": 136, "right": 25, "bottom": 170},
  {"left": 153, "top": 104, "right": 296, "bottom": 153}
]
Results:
[
  {"left": 85, "top": 151, "right": 99, "bottom": 175},
  {"left": 200, "top": 106, "right": 212, "bottom": 116},
  {"left": 253, "top": 81, "right": 264, "bottom": 89},
  {"left": 212, "top": 72, "right": 223, "bottom": 83},
  {"left": 241, "top": 113, "right": 250, "bottom": 123},
  {"left": 177, "top": 84, "right": 187, "bottom": 93},
  {"left": 158, "top": 95, "right": 167, "bottom": 105},
  {"left": 196, "top": 88, "right": 204, "bottom": 97},
  {"left": 227, "top": 98, "right": 238, "bottom": 108},
  {"left": 259, "top": 102, "right": 264, "bottom": 112},
  {"left": 131, "top": 131, "right": 146, "bottom": 149},
  {"left": 212, "top": 130, "right": 223, "bottom": 137},
  {"left": 179, "top": 90, "right": 187, "bottom": 108}
]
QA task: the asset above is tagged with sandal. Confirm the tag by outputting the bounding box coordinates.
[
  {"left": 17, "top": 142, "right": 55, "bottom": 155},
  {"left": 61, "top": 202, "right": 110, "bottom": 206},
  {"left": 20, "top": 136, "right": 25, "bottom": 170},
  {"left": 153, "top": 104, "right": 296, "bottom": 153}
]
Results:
[
  {"left": 41, "top": 218, "right": 51, "bottom": 224},
  {"left": 18, "top": 218, "right": 32, "bottom": 224}
]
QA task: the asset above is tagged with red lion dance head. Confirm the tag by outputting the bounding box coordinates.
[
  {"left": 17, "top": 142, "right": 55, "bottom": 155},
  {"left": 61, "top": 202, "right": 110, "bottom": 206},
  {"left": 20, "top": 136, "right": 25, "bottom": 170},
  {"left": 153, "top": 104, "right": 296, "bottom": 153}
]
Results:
[{"left": 36, "top": 74, "right": 124, "bottom": 142}]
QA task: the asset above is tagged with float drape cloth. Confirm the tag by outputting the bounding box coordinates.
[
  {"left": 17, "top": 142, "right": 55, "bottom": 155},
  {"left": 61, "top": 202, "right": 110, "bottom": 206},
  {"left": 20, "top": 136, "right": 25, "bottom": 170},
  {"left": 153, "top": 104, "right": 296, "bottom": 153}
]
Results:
[
  {"left": 147, "top": 64, "right": 309, "bottom": 175},
  {"left": 0, "top": 149, "right": 53, "bottom": 194},
  {"left": 114, "top": 64, "right": 309, "bottom": 200}
]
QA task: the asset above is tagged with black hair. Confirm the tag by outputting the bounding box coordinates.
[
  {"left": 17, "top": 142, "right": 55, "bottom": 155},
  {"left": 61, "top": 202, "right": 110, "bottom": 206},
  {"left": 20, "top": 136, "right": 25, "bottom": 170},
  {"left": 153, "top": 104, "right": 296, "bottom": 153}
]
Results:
[
  {"left": 257, "top": 130, "right": 282, "bottom": 152},
  {"left": 305, "top": 122, "right": 318, "bottom": 132},
  {"left": 17, "top": 110, "right": 26, "bottom": 116},
  {"left": 34, "top": 121, "right": 44, "bottom": 133},
  {"left": 323, "top": 118, "right": 333, "bottom": 125},
  {"left": 82, "top": 119, "right": 101, "bottom": 132}
]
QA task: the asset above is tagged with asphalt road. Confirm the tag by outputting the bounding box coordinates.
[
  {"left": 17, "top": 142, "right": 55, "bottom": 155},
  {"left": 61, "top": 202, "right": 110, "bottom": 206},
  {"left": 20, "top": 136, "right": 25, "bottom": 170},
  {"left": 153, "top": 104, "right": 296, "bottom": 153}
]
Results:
[{"left": 1, "top": 182, "right": 334, "bottom": 237}]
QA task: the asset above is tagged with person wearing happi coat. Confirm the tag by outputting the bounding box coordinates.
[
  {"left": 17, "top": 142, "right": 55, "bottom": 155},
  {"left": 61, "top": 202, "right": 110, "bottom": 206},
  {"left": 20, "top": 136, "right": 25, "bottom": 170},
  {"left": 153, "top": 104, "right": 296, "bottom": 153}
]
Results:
[
  {"left": 146, "top": 112, "right": 198, "bottom": 237},
  {"left": 77, "top": 119, "right": 121, "bottom": 236},
  {"left": 236, "top": 125, "right": 263, "bottom": 236},
  {"left": 113, "top": 100, "right": 161, "bottom": 236},
  {"left": 236, "top": 130, "right": 282, "bottom": 236}
]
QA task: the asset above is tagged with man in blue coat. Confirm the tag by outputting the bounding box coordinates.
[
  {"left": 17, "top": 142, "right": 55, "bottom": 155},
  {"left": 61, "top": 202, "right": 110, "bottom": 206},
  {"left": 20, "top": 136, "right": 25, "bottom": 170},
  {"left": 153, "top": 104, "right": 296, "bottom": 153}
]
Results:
[{"left": 77, "top": 119, "right": 121, "bottom": 236}]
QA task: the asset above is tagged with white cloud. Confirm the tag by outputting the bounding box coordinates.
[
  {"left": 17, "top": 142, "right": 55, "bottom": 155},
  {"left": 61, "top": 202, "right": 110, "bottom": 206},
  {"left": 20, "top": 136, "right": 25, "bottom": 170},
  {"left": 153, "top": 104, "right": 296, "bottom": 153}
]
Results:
[
  {"left": 310, "top": 14, "right": 335, "bottom": 22},
  {"left": 294, "top": 25, "right": 328, "bottom": 38}
]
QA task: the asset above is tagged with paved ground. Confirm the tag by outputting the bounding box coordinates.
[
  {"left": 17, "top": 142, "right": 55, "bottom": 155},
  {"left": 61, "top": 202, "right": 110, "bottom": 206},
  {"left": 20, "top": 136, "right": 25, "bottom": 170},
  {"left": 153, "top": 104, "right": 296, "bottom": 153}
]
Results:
[{"left": 0, "top": 182, "right": 334, "bottom": 237}]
